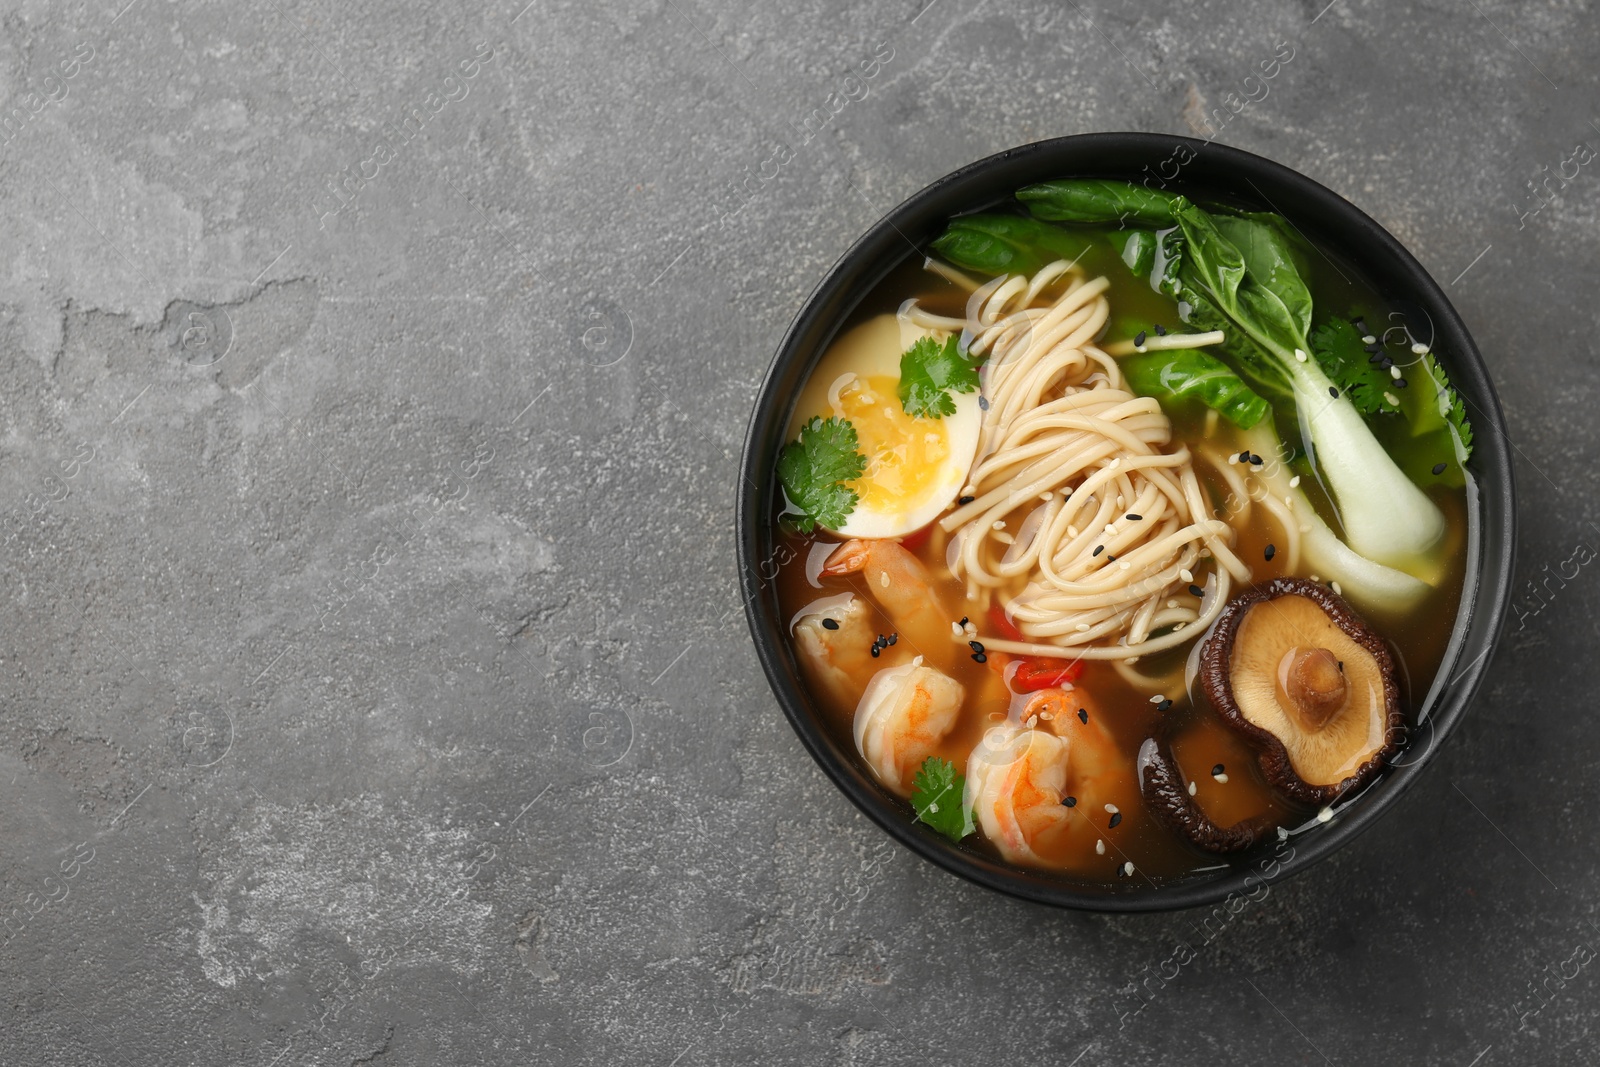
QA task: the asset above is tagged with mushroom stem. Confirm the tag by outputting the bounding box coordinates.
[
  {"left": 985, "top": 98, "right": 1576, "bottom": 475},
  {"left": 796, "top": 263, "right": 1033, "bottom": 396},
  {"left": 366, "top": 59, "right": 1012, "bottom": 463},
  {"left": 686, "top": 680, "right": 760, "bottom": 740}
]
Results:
[{"left": 1278, "top": 647, "right": 1347, "bottom": 731}]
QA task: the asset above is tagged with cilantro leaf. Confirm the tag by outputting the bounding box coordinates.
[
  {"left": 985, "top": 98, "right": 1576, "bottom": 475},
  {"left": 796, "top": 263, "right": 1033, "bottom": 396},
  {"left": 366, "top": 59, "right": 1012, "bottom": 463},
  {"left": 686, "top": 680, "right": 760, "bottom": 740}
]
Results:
[
  {"left": 1309, "top": 318, "right": 1397, "bottom": 416},
  {"left": 899, "top": 335, "right": 981, "bottom": 419},
  {"left": 1422, "top": 351, "right": 1474, "bottom": 459},
  {"left": 911, "top": 756, "right": 974, "bottom": 843},
  {"left": 777, "top": 416, "right": 867, "bottom": 533}
]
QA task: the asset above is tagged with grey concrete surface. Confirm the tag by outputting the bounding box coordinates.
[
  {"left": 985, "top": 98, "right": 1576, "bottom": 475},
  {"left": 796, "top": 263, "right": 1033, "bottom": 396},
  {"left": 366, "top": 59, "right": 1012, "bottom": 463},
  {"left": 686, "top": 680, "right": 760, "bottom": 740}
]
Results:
[{"left": 0, "top": 0, "right": 1593, "bottom": 1063}]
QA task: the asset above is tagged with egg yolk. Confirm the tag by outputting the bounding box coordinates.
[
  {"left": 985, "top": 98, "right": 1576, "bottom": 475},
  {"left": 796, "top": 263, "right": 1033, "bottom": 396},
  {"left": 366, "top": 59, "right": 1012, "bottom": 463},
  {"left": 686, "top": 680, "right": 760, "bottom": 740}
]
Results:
[{"left": 835, "top": 375, "right": 952, "bottom": 513}]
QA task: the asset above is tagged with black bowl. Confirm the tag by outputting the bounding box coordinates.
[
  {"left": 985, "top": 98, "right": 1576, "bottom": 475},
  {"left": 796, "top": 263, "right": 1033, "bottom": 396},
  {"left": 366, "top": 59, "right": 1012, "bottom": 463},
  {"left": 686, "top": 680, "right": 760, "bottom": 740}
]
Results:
[{"left": 736, "top": 133, "right": 1516, "bottom": 912}]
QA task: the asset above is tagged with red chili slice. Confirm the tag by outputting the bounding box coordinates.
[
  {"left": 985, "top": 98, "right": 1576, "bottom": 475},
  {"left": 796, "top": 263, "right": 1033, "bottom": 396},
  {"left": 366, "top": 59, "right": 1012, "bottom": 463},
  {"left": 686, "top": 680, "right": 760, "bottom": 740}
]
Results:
[{"left": 1010, "top": 657, "right": 1085, "bottom": 692}]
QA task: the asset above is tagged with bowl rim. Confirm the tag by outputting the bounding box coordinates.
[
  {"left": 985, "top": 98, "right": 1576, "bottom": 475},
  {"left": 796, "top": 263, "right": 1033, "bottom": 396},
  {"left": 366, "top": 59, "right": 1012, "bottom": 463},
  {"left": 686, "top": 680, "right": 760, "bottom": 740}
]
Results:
[{"left": 735, "top": 132, "right": 1517, "bottom": 913}]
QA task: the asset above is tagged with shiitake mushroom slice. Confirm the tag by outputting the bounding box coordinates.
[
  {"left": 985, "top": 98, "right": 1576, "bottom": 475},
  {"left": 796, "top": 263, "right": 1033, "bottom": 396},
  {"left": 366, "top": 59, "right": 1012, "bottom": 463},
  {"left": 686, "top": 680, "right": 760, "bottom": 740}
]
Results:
[{"left": 1198, "top": 577, "right": 1403, "bottom": 806}]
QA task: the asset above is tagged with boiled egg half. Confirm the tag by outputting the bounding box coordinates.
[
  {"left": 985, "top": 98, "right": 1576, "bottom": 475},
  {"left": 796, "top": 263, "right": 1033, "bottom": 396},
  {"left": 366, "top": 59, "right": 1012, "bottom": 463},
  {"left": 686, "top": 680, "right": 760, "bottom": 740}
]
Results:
[{"left": 786, "top": 313, "right": 982, "bottom": 539}]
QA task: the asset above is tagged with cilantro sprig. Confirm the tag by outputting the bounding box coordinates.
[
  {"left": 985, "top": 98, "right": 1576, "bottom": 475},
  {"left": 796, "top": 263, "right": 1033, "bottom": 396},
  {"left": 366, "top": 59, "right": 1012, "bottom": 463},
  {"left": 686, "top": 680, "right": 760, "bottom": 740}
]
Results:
[
  {"left": 911, "top": 756, "right": 974, "bottom": 843},
  {"left": 1309, "top": 318, "right": 1396, "bottom": 416},
  {"left": 777, "top": 416, "right": 867, "bottom": 533},
  {"left": 899, "top": 335, "right": 982, "bottom": 419}
]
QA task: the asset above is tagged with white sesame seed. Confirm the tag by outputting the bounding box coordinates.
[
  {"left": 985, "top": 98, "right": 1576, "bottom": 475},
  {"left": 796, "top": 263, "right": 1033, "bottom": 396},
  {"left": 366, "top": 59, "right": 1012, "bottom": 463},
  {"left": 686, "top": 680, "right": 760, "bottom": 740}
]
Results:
[
  {"left": 1105, "top": 523, "right": 1117, "bottom": 535},
  {"left": 1067, "top": 526, "right": 1079, "bottom": 538},
  {"left": 1076, "top": 623, "right": 1091, "bottom": 632},
  {"left": 1180, "top": 568, "right": 1193, "bottom": 583},
  {"left": 1041, "top": 490, "right": 1054, "bottom": 501},
  {"left": 1390, "top": 364, "right": 1403, "bottom": 380},
  {"left": 1384, "top": 391, "right": 1400, "bottom": 407},
  {"left": 1119, "top": 561, "right": 1130, "bottom": 570},
  {"left": 1095, "top": 839, "right": 1106, "bottom": 855},
  {"left": 1166, "top": 599, "right": 1179, "bottom": 608},
  {"left": 1148, "top": 694, "right": 1165, "bottom": 704},
  {"left": 994, "top": 531, "right": 1015, "bottom": 545},
  {"left": 1294, "top": 348, "right": 1308, "bottom": 363},
  {"left": 1317, "top": 806, "right": 1333, "bottom": 823},
  {"left": 1411, "top": 342, "right": 1429, "bottom": 355},
  {"left": 1123, "top": 861, "right": 1134, "bottom": 876},
  {"left": 1289, "top": 475, "right": 1301, "bottom": 488},
  {"left": 1361, "top": 334, "right": 1377, "bottom": 345},
  {"left": 1331, "top": 581, "right": 1343, "bottom": 595},
  {"left": 1277, "top": 826, "right": 1289, "bottom": 842},
  {"left": 1227, "top": 453, "right": 1239, "bottom": 465},
  {"left": 1105, "top": 803, "right": 1119, "bottom": 814},
  {"left": 951, "top": 621, "right": 964, "bottom": 637},
  {"left": 1173, "top": 622, "right": 1187, "bottom": 631},
  {"left": 1214, "top": 772, "right": 1229, "bottom": 783},
  {"left": 880, "top": 572, "right": 890, "bottom": 588},
  {"left": 1188, "top": 781, "right": 1197, "bottom": 796},
  {"left": 992, "top": 520, "right": 1006, "bottom": 530},
  {"left": 1308, "top": 574, "right": 1320, "bottom": 582}
]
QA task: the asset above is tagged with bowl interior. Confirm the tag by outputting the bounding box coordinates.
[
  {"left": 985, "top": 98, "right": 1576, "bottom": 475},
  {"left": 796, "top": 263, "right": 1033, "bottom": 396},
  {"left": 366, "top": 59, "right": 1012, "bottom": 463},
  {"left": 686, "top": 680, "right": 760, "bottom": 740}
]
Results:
[{"left": 737, "top": 133, "right": 1515, "bottom": 912}]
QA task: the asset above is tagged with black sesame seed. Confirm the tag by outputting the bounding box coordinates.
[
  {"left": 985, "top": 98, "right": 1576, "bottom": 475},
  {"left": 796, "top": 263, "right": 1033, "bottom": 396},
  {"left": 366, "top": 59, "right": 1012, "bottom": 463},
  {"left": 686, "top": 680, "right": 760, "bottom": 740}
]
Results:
[
  {"left": 1328, "top": 386, "right": 1338, "bottom": 398},
  {"left": 1117, "top": 864, "right": 1130, "bottom": 879},
  {"left": 870, "top": 647, "right": 881, "bottom": 658},
  {"left": 1156, "top": 698, "right": 1173, "bottom": 712},
  {"left": 959, "top": 616, "right": 969, "bottom": 626},
  {"left": 1092, "top": 545, "right": 1105, "bottom": 557},
  {"left": 1431, "top": 462, "right": 1447, "bottom": 475},
  {"left": 1249, "top": 453, "right": 1263, "bottom": 466},
  {"left": 1063, "top": 795, "right": 1078, "bottom": 807},
  {"left": 887, "top": 633, "right": 898, "bottom": 646},
  {"left": 1212, "top": 763, "right": 1225, "bottom": 776},
  {"left": 1394, "top": 377, "right": 1408, "bottom": 388},
  {"left": 1337, "top": 661, "right": 1344, "bottom": 673},
  {"left": 1238, "top": 450, "right": 1251, "bottom": 463},
  {"left": 1133, "top": 330, "right": 1147, "bottom": 346},
  {"left": 1109, "top": 812, "right": 1123, "bottom": 829},
  {"left": 1077, "top": 708, "right": 1088, "bottom": 724},
  {"left": 1367, "top": 352, "right": 1384, "bottom": 363},
  {"left": 1264, "top": 544, "right": 1276, "bottom": 561},
  {"left": 821, "top": 618, "right": 839, "bottom": 630},
  {"left": 1126, "top": 513, "right": 1143, "bottom": 521},
  {"left": 1106, "top": 554, "right": 1117, "bottom": 562},
  {"left": 978, "top": 395, "right": 990, "bottom": 410},
  {"left": 958, "top": 495, "right": 975, "bottom": 504},
  {"left": 1188, "top": 584, "right": 1204, "bottom": 598},
  {"left": 968, "top": 640, "right": 985, "bottom": 653},
  {"left": 1155, "top": 324, "right": 1168, "bottom": 335},
  {"left": 972, "top": 652, "right": 988, "bottom": 663}
]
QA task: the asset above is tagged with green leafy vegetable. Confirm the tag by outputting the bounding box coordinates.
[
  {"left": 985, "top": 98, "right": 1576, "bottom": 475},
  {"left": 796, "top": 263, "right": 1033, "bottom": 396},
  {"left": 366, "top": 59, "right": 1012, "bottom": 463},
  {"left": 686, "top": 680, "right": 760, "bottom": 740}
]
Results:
[
  {"left": 1122, "top": 348, "right": 1271, "bottom": 429},
  {"left": 899, "top": 335, "right": 981, "bottom": 419},
  {"left": 911, "top": 756, "right": 973, "bottom": 843},
  {"left": 1164, "top": 198, "right": 1447, "bottom": 567},
  {"left": 929, "top": 214, "right": 1093, "bottom": 277},
  {"left": 1119, "top": 229, "right": 1158, "bottom": 277},
  {"left": 1018, "top": 178, "right": 1184, "bottom": 226},
  {"left": 777, "top": 416, "right": 867, "bottom": 533},
  {"left": 1309, "top": 318, "right": 1397, "bottom": 416}
]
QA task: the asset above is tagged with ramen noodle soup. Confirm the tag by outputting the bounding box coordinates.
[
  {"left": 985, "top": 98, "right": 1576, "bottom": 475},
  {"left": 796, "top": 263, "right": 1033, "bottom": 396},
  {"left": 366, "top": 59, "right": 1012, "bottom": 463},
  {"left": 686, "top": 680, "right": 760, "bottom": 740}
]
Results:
[{"left": 770, "top": 180, "right": 1471, "bottom": 886}]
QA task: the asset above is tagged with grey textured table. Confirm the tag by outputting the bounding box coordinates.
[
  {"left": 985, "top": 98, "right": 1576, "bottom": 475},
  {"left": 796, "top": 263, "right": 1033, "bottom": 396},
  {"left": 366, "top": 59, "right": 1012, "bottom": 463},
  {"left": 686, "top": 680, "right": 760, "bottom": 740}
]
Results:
[{"left": 0, "top": 0, "right": 1590, "bottom": 1064}]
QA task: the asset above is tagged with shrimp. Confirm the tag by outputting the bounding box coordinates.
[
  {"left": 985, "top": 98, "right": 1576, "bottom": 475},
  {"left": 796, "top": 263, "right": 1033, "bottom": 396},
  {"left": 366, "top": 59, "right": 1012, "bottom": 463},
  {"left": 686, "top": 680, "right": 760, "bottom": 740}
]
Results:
[
  {"left": 965, "top": 688, "right": 1139, "bottom": 867},
  {"left": 821, "top": 539, "right": 958, "bottom": 667},
  {"left": 853, "top": 658, "right": 965, "bottom": 796},
  {"left": 793, "top": 596, "right": 882, "bottom": 709}
]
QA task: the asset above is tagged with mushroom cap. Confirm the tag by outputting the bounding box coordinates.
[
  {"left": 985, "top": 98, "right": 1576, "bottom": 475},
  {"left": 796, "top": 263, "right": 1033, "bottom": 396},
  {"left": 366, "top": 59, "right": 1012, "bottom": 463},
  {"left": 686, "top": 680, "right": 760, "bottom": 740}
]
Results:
[
  {"left": 1199, "top": 577, "right": 1403, "bottom": 806},
  {"left": 1137, "top": 737, "right": 1275, "bottom": 853}
]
